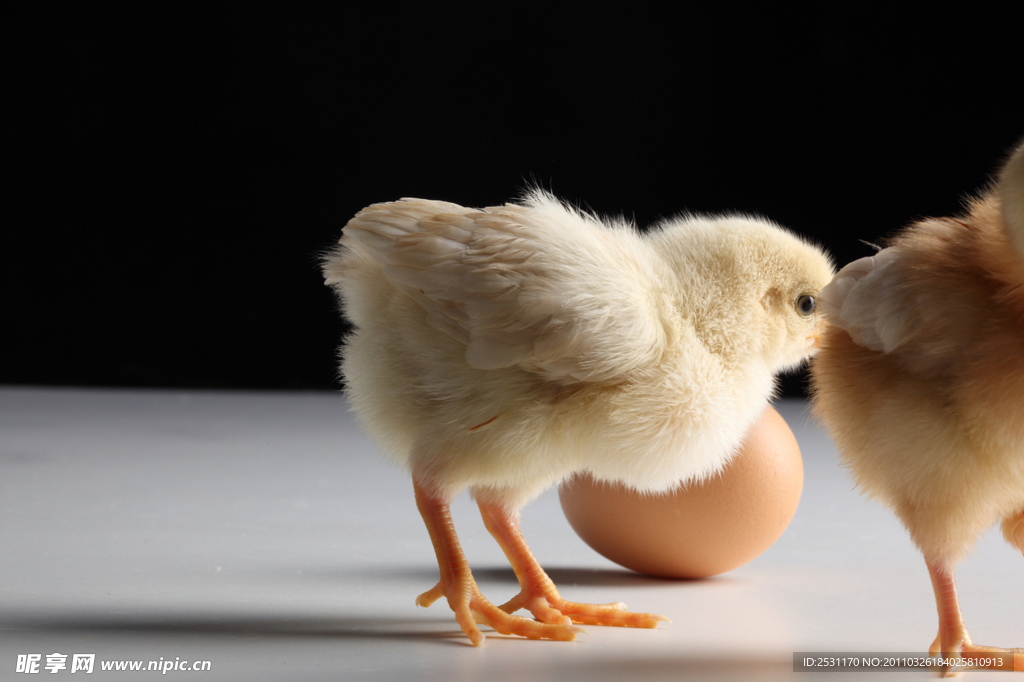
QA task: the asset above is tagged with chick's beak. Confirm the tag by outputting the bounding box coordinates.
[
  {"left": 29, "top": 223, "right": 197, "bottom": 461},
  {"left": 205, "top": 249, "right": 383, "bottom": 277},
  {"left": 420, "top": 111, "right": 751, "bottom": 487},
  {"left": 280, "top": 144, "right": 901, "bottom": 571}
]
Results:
[{"left": 809, "top": 318, "right": 829, "bottom": 349}]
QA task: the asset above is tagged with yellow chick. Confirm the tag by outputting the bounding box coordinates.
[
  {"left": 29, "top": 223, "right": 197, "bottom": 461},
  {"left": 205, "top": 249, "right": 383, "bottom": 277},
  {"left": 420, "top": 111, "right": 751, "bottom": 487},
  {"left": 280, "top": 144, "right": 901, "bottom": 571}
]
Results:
[
  {"left": 325, "top": 191, "right": 833, "bottom": 645},
  {"left": 811, "top": 142, "right": 1024, "bottom": 674}
]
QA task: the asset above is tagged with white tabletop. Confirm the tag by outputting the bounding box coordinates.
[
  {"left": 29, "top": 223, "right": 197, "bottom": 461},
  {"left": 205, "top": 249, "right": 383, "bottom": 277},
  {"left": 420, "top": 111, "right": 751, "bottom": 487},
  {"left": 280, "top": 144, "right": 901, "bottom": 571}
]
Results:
[{"left": 1, "top": 388, "right": 1019, "bottom": 680}]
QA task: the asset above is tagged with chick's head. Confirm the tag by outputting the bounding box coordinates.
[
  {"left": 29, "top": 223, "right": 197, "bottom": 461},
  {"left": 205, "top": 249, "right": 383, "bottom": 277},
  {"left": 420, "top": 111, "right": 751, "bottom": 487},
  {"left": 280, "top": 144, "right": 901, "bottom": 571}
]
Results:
[
  {"left": 751, "top": 226, "right": 835, "bottom": 372},
  {"left": 652, "top": 215, "right": 833, "bottom": 372}
]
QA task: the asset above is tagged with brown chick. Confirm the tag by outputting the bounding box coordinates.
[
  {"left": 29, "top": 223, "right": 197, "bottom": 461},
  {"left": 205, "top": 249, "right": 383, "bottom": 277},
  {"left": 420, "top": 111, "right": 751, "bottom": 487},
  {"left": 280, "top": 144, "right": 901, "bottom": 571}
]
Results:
[
  {"left": 324, "top": 191, "right": 833, "bottom": 645},
  {"left": 811, "top": 141, "right": 1024, "bottom": 675}
]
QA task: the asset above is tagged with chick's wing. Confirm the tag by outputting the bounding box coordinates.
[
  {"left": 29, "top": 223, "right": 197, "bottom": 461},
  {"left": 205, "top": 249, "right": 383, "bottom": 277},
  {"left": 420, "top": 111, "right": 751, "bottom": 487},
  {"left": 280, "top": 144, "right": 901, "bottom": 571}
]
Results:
[
  {"left": 819, "top": 238, "right": 988, "bottom": 379},
  {"left": 817, "top": 248, "right": 912, "bottom": 354},
  {"left": 341, "top": 193, "right": 672, "bottom": 384}
]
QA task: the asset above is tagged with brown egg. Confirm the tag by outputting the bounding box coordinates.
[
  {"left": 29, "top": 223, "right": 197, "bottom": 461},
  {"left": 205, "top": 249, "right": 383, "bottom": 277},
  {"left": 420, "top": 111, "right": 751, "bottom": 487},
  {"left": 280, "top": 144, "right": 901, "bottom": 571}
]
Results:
[{"left": 558, "top": 406, "right": 803, "bottom": 579}]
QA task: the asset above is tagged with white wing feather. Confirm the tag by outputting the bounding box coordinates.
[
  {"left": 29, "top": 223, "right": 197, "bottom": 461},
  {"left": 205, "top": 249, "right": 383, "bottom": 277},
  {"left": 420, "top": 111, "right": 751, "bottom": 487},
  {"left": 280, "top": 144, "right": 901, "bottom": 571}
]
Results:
[
  {"left": 340, "top": 192, "right": 671, "bottom": 383},
  {"left": 818, "top": 248, "right": 916, "bottom": 353}
]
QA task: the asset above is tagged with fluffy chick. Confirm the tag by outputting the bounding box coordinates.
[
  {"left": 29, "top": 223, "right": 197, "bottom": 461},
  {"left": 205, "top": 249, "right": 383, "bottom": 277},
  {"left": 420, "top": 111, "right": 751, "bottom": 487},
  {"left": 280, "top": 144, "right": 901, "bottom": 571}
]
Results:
[
  {"left": 325, "top": 191, "right": 833, "bottom": 645},
  {"left": 812, "top": 142, "right": 1024, "bottom": 674}
]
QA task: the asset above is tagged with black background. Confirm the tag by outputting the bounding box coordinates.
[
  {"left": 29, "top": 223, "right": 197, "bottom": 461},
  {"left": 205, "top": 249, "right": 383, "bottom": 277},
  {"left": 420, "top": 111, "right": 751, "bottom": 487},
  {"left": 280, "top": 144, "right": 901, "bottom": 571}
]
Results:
[{"left": 6, "top": 7, "right": 1021, "bottom": 397}]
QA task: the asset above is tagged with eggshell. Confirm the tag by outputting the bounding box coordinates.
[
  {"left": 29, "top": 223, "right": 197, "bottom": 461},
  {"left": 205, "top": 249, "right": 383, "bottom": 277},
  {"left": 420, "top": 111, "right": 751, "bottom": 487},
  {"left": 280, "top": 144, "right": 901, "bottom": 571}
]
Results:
[{"left": 558, "top": 406, "right": 802, "bottom": 578}]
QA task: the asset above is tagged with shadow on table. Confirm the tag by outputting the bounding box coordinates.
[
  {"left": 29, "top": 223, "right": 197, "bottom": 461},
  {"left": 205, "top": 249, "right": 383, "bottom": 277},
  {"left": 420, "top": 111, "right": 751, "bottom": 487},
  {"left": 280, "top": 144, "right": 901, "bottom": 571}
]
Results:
[
  {"left": 340, "top": 564, "right": 737, "bottom": 589},
  {"left": 1, "top": 568, "right": 743, "bottom": 656},
  {"left": 1, "top": 611, "right": 474, "bottom": 646},
  {"left": 2, "top": 609, "right": 797, "bottom": 678}
]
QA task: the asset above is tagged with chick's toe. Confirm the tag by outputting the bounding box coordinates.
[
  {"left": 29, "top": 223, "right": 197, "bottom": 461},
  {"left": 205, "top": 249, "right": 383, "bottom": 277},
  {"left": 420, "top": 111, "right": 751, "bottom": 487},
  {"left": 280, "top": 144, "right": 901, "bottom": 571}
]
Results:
[{"left": 477, "top": 498, "right": 667, "bottom": 630}]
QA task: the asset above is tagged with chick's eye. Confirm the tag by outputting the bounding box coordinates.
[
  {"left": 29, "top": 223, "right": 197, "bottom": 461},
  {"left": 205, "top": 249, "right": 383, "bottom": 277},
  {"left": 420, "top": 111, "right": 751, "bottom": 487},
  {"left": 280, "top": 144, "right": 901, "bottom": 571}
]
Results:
[{"left": 795, "top": 294, "right": 815, "bottom": 316}]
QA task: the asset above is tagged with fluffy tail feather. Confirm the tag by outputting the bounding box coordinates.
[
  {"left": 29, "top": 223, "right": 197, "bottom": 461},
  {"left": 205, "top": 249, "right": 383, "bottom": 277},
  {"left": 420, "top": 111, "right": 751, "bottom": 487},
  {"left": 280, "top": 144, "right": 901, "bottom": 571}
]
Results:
[
  {"left": 999, "top": 140, "right": 1024, "bottom": 259},
  {"left": 1001, "top": 510, "right": 1024, "bottom": 556}
]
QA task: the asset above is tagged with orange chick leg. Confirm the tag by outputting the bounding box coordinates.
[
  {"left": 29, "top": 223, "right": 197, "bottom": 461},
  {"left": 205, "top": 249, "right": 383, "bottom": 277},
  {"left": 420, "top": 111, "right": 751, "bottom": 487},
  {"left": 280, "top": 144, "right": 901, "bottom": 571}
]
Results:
[
  {"left": 925, "top": 560, "right": 1023, "bottom": 675},
  {"left": 412, "top": 478, "right": 581, "bottom": 645},
  {"left": 475, "top": 496, "right": 668, "bottom": 629}
]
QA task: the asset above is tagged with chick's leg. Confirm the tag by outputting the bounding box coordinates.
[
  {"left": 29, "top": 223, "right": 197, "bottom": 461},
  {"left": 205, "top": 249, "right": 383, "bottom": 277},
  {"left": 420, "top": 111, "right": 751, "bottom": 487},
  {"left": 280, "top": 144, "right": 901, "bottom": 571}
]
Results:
[
  {"left": 413, "top": 478, "right": 581, "bottom": 645},
  {"left": 925, "top": 560, "right": 1022, "bottom": 676},
  {"left": 475, "top": 495, "right": 667, "bottom": 629}
]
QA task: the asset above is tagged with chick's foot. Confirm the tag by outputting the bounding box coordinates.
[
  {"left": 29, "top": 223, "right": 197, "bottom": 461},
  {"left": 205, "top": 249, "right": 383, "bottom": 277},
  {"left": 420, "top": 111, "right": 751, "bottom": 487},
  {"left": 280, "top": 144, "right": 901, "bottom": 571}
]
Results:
[
  {"left": 926, "top": 560, "right": 1022, "bottom": 676},
  {"left": 927, "top": 631, "right": 1023, "bottom": 677},
  {"left": 416, "top": 575, "right": 582, "bottom": 645},
  {"left": 414, "top": 479, "right": 582, "bottom": 645},
  {"left": 477, "top": 498, "right": 668, "bottom": 629}
]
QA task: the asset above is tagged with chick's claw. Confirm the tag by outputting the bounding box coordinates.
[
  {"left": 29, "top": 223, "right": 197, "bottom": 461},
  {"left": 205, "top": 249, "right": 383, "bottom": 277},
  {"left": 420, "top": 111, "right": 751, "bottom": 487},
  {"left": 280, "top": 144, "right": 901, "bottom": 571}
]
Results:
[
  {"left": 496, "top": 585, "right": 665, "bottom": 629},
  {"left": 453, "top": 581, "right": 583, "bottom": 644},
  {"left": 477, "top": 605, "right": 583, "bottom": 643},
  {"left": 498, "top": 590, "right": 666, "bottom": 629},
  {"left": 418, "top": 575, "right": 583, "bottom": 644},
  {"left": 558, "top": 602, "right": 668, "bottom": 629},
  {"left": 415, "top": 581, "right": 444, "bottom": 608},
  {"left": 497, "top": 593, "right": 572, "bottom": 625}
]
